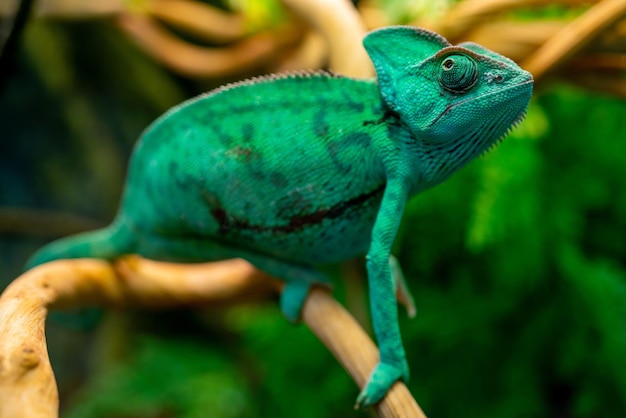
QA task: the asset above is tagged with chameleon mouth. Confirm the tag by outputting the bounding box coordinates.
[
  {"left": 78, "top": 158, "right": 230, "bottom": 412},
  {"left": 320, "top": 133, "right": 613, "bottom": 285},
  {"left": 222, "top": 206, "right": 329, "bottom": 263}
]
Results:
[{"left": 459, "top": 77, "right": 533, "bottom": 158}]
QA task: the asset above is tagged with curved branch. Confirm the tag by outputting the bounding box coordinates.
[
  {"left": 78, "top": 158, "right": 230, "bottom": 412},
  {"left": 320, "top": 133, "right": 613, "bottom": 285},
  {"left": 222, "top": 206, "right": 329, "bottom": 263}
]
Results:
[
  {"left": 522, "top": 0, "right": 626, "bottom": 80},
  {"left": 145, "top": 0, "right": 248, "bottom": 44},
  {"left": 462, "top": 20, "right": 566, "bottom": 63},
  {"left": 423, "top": 0, "right": 592, "bottom": 41},
  {"left": 0, "top": 257, "right": 425, "bottom": 417},
  {"left": 282, "top": 0, "right": 373, "bottom": 77},
  {"left": 116, "top": 13, "right": 301, "bottom": 78}
]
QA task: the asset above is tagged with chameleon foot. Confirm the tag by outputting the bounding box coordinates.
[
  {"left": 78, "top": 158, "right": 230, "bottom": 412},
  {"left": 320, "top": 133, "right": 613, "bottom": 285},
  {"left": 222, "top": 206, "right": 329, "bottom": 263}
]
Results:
[
  {"left": 354, "top": 359, "right": 409, "bottom": 408},
  {"left": 280, "top": 281, "right": 311, "bottom": 322}
]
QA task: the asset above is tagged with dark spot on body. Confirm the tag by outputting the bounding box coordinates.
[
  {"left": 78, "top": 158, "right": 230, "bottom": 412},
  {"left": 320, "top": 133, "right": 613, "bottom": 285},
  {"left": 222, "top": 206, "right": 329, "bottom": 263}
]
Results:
[
  {"left": 313, "top": 111, "right": 329, "bottom": 138},
  {"left": 320, "top": 180, "right": 336, "bottom": 193},
  {"left": 219, "top": 134, "right": 236, "bottom": 147},
  {"left": 363, "top": 110, "right": 395, "bottom": 127},
  {"left": 241, "top": 124, "right": 255, "bottom": 142},
  {"left": 201, "top": 190, "right": 220, "bottom": 208},
  {"left": 250, "top": 169, "right": 266, "bottom": 180},
  {"left": 202, "top": 190, "right": 234, "bottom": 235},
  {"left": 171, "top": 162, "right": 196, "bottom": 192},
  {"left": 327, "top": 132, "right": 372, "bottom": 174},
  {"left": 275, "top": 189, "right": 313, "bottom": 220},
  {"left": 210, "top": 207, "right": 230, "bottom": 233},
  {"left": 328, "top": 142, "right": 352, "bottom": 174},
  {"left": 270, "top": 172, "right": 289, "bottom": 188},
  {"left": 341, "top": 91, "right": 365, "bottom": 113},
  {"left": 226, "top": 146, "right": 255, "bottom": 162}
]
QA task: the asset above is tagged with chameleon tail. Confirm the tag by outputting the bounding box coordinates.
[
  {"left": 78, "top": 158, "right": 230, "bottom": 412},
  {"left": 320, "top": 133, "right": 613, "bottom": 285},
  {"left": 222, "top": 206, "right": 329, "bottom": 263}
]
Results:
[{"left": 25, "top": 217, "right": 136, "bottom": 270}]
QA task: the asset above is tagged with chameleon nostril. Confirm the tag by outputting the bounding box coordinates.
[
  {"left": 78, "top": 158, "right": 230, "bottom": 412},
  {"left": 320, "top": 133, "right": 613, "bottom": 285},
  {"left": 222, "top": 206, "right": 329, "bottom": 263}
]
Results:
[{"left": 485, "top": 72, "right": 504, "bottom": 83}]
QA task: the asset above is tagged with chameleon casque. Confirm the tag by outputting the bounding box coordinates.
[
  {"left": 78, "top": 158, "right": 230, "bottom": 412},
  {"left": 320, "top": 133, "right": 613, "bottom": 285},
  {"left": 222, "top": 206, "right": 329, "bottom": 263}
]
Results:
[{"left": 27, "top": 26, "right": 533, "bottom": 406}]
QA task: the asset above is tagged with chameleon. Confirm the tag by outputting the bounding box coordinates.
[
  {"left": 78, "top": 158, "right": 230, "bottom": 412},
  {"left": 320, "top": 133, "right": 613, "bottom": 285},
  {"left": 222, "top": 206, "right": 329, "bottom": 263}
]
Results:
[{"left": 26, "top": 26, "right": 533, "bottom": 407}]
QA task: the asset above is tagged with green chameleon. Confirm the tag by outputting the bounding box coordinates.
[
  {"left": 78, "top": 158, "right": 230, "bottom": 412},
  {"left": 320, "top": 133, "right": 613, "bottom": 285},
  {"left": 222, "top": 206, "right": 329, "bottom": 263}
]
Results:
[{"left": 27, "top": 26, "right": 533, "bottom": 407}]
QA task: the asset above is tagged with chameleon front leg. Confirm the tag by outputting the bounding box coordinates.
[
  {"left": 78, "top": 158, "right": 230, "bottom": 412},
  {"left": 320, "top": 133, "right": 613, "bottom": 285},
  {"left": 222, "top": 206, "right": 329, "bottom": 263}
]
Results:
[{"left": 356, "top": 178, "right": 410, "bottom": 408}]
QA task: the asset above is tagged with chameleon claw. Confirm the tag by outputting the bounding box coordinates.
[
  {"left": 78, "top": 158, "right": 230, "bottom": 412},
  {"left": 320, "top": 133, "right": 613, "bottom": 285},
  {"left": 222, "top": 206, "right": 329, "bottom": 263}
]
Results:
[{"left": 354, "top": 360, "right": 409, "bottom": 409}]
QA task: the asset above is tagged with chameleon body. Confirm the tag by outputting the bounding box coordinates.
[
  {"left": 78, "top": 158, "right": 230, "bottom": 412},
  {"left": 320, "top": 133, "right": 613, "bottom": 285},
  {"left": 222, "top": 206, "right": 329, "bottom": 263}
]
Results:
[{"left": 27, "top": 27, "right": 533, "bottom": 406}]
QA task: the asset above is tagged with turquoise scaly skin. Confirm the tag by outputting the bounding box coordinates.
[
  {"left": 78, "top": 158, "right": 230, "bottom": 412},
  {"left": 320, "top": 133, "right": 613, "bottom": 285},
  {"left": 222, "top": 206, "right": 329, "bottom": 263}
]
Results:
[{"left": 26, "top": 27, "right": 533, "bottom": 407}]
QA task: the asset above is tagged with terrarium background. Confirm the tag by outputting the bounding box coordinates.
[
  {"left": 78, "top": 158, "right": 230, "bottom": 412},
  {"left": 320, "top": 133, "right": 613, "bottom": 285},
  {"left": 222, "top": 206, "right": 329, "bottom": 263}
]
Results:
[{"left": 1, "top": 0, "right": 625, "bottom": 417}]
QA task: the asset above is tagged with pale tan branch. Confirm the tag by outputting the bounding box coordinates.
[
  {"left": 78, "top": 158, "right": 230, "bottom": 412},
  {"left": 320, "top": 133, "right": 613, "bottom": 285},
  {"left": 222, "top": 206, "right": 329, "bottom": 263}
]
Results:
[
  {"left": 303, "top": 288, "right": 426, "bottom": 417},
  {"left": 116, "top": 13, "right": 300, "bottom": 78},
  {"left": 276, "top": 31, "right": 328, "bottom": 72},
  {"left": 145, "top": 0, "right": 248, "bottom": 44},
  {"left": 423, "top": 0, "right": 593, "bottom": 41},
  {"left": 282, "top": 0, "right": 373, "bottom": 77},
  {"left": 523, "top": 0, "right": 626, "bottom": 80},
  {"left": 0, "top": 0, "right": 124, "bottom": 17},
  {"left": 0, "top": 257, "right": 425, "bottom": 417},
  {"left": 463, "top": 20, "right": 566, "bottom": 63}
]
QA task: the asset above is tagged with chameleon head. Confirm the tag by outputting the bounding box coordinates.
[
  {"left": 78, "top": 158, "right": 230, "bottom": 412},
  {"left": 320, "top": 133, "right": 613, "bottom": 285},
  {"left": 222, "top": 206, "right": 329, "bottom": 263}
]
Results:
[{"left": 364, "top": 26, "right": 533, "bottom": 184}]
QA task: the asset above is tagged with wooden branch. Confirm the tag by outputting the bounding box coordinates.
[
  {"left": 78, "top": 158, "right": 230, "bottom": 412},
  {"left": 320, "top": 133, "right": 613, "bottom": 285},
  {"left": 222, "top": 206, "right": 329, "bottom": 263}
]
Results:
[
  {"left": 145, "top": 0, "right": 248, "bottom": 44},
  {"left": 276, "top": 31, "right": 328, "bottom": 72},
  {"left": 282, "top": 0, "right": 374, "bottom": 77},
  {"left": 0, "top": 257, "right": 425, "bottom": 417},
  {"left": 0, "top": 0, "right": 124, "bottom": 17},
  {"left": 303, "top": 288, "right": 426, "bottom": 417},
  {"left": 116, "top": 13, "right": 301, "bottom": 78},
  {"left": 523, "top": 0, "right": 626, "bottom": 80},
  {"left": 423, "top": 0, "right": 593, "bottom": 41},
  {"left": 462, "top": 20, "right": 566, "bottom": 63}
]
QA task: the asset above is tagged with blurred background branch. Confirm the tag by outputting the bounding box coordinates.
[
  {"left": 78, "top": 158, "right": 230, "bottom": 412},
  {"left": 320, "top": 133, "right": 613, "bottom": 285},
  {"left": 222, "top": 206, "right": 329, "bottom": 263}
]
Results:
[{"left": 1, "top": 0, "right": 625, "bottom": 94}]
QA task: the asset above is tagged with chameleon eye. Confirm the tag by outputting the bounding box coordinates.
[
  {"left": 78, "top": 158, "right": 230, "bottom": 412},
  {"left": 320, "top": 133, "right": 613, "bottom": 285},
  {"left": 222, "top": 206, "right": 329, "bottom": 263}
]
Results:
[{"left": 438, "top": 54, "right": 478, "bottom": 93}]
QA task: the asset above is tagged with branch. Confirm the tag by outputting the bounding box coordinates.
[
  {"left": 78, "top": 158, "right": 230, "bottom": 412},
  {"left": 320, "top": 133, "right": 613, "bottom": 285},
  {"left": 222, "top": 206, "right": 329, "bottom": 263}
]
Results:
[
  {"left": 145, "top": 0, "right": 248, "bottom": 44},
  {"left": 116, "top": 13, "right": 301, "bottom": 78},
  {"left": 282, "top": 0, "right": 373, "bottom": 77},
  {"left": 0, "top": 257, "right": 426, "bottom": 418},
  {"left": 522, "top": 0, "right": 626, "bottom": 80},
  {"left": 422, "top": 0, "right": 593, "bottom": 41}
]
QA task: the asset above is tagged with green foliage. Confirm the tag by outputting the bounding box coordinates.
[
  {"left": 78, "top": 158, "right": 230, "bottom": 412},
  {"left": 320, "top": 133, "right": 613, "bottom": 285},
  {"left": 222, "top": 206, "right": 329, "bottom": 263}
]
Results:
[{"left": 65, "top": 337, "right": 254, "bottom": 418}]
